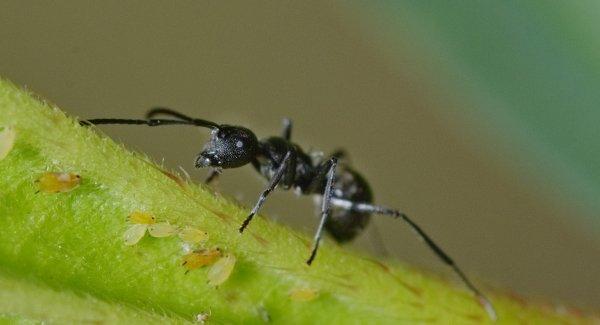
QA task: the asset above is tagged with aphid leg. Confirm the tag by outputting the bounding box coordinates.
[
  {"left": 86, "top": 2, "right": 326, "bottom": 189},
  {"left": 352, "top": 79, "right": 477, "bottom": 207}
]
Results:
[
  {"left": 239, "top": 151, "right": 293, "bottom": 233},
  {"left": 329, "top": 198, "right": 497, "bottom": 321},
  {"left": 281, "top": 118, "right": 292, "bottom": 141},
  {"left": 306, "top": 157, "right": 338, "bottom": 265},
  {"left": 205, "top": 168, "right": 221, "bottom": 184}
]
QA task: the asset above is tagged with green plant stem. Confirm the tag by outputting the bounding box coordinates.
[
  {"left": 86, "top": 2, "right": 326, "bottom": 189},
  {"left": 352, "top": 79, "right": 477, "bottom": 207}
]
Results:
[{"left": 0, "top": 78, "right": 594, "bottom": 324}]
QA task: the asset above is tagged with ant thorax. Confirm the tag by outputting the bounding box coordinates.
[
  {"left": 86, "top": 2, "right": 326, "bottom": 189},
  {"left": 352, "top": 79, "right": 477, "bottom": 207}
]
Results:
[{"left": 252, "top": 137, "right": 314, "bottom": 192}]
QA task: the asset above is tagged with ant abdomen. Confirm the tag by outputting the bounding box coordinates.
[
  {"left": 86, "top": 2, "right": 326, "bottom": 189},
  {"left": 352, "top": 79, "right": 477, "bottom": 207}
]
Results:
[{"left": 324, "top": 165, "right": 373, "bottom": 242}]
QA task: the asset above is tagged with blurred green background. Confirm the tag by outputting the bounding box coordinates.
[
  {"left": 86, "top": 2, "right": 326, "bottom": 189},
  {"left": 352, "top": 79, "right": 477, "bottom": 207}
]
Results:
[{"left": 0, "top": 1, "right": 597, "bottom": 310}]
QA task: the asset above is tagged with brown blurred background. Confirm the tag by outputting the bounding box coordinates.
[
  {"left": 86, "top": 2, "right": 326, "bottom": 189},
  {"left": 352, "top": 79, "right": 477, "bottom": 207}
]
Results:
[{"left": 0, "top": 1, "right": 597, "bottom": 310}]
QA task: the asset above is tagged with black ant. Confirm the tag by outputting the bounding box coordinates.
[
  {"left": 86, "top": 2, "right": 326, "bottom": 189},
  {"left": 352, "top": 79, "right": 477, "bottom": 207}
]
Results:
[{"left": 82, "top": 107, "right": 496, "bottom": 319}]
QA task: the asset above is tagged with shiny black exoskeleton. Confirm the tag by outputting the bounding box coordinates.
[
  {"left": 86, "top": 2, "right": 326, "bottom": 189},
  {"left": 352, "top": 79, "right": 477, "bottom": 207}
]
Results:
[{"left": 83, "top": 107, "right": 496, "bottom": 320}]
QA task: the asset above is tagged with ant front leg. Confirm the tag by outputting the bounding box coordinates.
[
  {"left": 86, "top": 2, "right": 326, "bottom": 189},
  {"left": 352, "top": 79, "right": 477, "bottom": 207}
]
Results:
[
  {"left": 306, "top": 157, "right": 338, "bottom": 265},
  {"left": 239, "top": 151, "right": 293, "bottom": 233}
]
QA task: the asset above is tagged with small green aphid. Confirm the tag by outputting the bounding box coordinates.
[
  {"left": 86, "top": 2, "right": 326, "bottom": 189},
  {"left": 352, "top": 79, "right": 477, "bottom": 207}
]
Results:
[
  {"left": 178, "top": 227, "right": 209, "bottom": 244},
  {"left": 289, "top": 287, "right": 319, "bottom": 302},
  {"left": 128, "top": 211, "right": 156, "bottom": 225},
  {"left": 36, "top": 172, "right": 81, "bottom": 193},
  {"left": 181, "top": 248, "right": 222, "bottom": 273},
  {"left": 207, "top": 254, "right": 236, "bottom": 286},
  {"left": 123, "top": 211, "right": 176, "bottom": 245},
  {"left": 148, "top": 222, "right": 178, "bottom": 238},
  {"left": 123, "top": 224, "right": 148, "bottom": 246}
]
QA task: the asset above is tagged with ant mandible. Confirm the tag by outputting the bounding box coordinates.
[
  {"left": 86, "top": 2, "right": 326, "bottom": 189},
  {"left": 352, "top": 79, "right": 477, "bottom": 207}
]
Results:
[{"left": 82, "top": 107, "right": 496, "bottom": 319}]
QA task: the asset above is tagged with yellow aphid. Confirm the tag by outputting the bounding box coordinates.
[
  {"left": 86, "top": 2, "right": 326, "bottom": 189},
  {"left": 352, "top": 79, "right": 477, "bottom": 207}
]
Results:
[
  {"left": 128, "top": 211, "right": 156, "bottom": 225},
  {"left": 36, "top": 172, "right": 81, "bottom": 193},
  {"left": 0, "top": 126, "right": 16, "bottom": 160},
  {"left": 123, "top": 224, "right": 148, "bottom": 246},
  {"left": 182, "top": 248, "right": 222, "bottom": 272},
  {"left": 289, "top": 287, "right": 319, "bottom": 302},
  {"left": 207, "top": 254, "right": 236, "bottom": 286},
  {"left": 178, "top": 227, "right": 209, "bottom": 244},
  {"left": 148, "top": 222, "right": 177, "bottom": 238}
]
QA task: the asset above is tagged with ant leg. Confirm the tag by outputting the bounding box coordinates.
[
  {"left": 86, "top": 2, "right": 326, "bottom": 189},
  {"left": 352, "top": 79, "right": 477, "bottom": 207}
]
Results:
[
  {"left": 281, "top": 118, "right": 292, "bottom": 141},
  {"left": 239, "top": 151, "right": 293, "bottom": 233},
  {"left": 204, "top": 168, "right": 221, "bottom": 184},
  {"left": 329, "top": 198, "right": 497, "bottom": 321},
  {"left": 306, "top": 157, "right": 338, "bottom": 265}
]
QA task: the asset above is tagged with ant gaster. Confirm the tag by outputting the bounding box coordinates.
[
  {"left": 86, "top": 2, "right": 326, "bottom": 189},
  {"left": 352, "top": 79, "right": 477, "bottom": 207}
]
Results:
[{"left": 82, "top": 107, "right": 496, "bottom": 320}]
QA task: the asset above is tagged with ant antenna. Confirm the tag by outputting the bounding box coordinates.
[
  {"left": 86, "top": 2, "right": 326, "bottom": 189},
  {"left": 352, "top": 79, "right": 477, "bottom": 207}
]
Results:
[
  {"left": 81, "top": 107, "right": 220, "bottom": 130},
  {"left": 146, "top": 107, "right": 220, "bottom": 129}
]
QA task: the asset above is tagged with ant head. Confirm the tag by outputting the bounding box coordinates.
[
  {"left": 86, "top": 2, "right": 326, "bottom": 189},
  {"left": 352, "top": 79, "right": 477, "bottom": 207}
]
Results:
[{"left": 195, "top": 125, "right": 259, "bottom": 169}]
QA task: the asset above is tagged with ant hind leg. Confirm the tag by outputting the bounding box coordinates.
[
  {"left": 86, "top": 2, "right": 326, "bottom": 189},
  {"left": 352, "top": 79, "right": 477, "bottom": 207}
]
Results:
[{"left": 328, "top": 198, "right": 497, "bottom": 321}]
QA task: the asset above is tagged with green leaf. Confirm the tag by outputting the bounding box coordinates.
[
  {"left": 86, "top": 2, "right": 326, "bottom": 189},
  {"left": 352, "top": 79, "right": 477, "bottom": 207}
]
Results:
[{"left": 0, "top": 78, "right": 591, "bottom": 323}]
